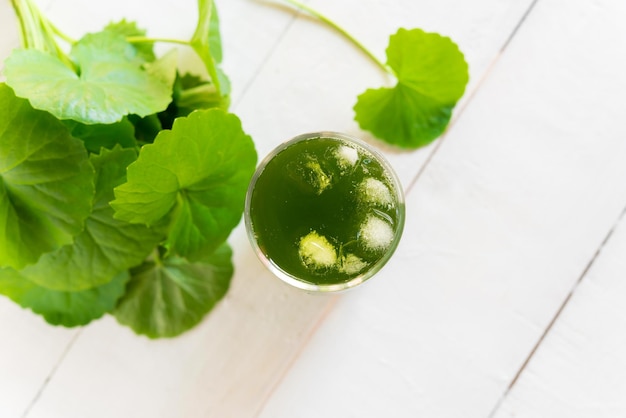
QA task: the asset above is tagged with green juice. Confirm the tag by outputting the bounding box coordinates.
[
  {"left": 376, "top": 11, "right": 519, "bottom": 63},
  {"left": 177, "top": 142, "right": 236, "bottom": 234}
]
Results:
[{"left": 246, "top": 133, "right": 404, "bottom": 291}]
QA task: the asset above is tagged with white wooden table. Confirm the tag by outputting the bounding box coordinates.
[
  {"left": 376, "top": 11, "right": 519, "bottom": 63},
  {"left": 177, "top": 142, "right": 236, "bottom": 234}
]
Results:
[{"left": 1, "top": 0, "right": 626, "bottom": 416}]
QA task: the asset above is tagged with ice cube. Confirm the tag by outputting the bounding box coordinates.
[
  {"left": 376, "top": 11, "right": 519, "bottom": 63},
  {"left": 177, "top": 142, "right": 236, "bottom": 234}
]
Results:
[
  {"left": 339, "top": 253, "right": 368, "bottom": 275},
  {"left": 358, "top": 177, "right": 393, "bottom": 208},
  {"left": 334, "top": 145, "right": 359, "bottom": 169},
  {"left": 299, "top": 231, "right": 337, "bottom": 269},
  {"left": 360, "top": 214, "right": 394, "bottom": 252},
  {"left": 286, "top": 154, "right": 332, "bottom": 195}
]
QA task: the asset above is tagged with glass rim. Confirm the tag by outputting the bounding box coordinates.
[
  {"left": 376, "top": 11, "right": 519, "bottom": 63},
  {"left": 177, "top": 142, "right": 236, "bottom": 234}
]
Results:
[{"left": 244, "top": 131, "right": 405, "bottom": 293}]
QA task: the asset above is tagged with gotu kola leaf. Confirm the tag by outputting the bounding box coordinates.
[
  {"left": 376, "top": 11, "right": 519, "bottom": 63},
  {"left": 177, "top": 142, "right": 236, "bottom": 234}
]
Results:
[
  {"left": 354, "top": 28, "right": 469, "bottom": 148},
  {"left": 0, "top": 268, "right": 129, "bottom": 327},
  {"left": 19, "top": 146, "right": 163, "bottom": 292},
  {"left": 113, "top": 244, "right": 233, "bottom": 338},
  {"left": 0, "top": 83, "right": 94, "bottom": 270},
  {"left": 4, "top": 30, "right": 173, "bottom": 124},
  {"left": 111, "top": 109, "right": 257, "bottom": 260}
]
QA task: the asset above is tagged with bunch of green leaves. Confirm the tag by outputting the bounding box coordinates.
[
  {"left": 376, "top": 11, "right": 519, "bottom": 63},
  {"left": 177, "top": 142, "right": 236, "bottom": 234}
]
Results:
[
  {"left": 282, "top": 0, "right": 469, "bottom": 149},
  {"left": 0, "top": 0, "right": 257, "bottom": 338}
]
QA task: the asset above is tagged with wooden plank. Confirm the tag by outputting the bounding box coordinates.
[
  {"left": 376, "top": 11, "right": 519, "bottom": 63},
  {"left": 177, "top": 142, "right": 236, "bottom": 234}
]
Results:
[
  {"left": 257, "top": 0, "right": 626, "bottom": 416},
  {"left": 492, "top": 211, "right": 626, "bottom": 417},
  {"left": 0, "top": 302, "right": 79, "bottom": 418}
]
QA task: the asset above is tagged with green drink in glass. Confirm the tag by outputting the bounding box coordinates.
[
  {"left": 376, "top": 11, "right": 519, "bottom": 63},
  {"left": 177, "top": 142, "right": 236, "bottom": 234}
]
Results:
[{"left": 245, "top": 132, "right": 405, "bottom": 292}]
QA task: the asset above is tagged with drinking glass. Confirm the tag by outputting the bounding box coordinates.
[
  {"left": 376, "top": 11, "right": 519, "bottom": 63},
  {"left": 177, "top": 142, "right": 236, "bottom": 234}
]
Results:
[{"left": 244, "top": 132, "right": 405, "bottom": 292}]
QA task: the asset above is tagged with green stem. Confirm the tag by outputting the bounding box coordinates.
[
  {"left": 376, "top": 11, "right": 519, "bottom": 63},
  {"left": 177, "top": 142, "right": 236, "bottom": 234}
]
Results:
[
  {"left": 179, "top": 83, "right": 217, "bottom": 97},
  {"left": 38, "top": 13, "right": 74, "bottom": 67},
  {"left": 10, "top": 0, "right": 76, "bottom": 70},
  {"left": 47, "top": 20, "right": 76, "bottom": 45},
  {"left": 126, "top": 36, "right": 190, "bottom": 46},
  {"left": 282, "top": 0, "right": 393, "bottom": 76},
  {"left": 11, "top": 0, "right": 38, "bottom": 49}
]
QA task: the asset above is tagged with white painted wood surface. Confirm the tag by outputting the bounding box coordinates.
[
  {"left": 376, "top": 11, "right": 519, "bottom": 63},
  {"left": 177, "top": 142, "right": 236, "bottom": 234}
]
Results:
[
  {"left": 492, "top": 210, "right": 626, "bottom": 417},
  {"left": 1, "top": 0, "right": 625, "bottom": 417}
]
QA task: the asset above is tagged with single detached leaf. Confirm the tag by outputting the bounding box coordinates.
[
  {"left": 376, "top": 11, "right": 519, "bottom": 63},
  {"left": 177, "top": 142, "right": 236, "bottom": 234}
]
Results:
[
  {"left": 354, "top": 28, "right": 469, "bottom": 148},
  {"left": 111, "top": 109, "right": 257, "bottom": 260},
  {"left": 67, "top": 117, "right": 137, "bottom": 153},
  {"left": 0, "top": 84, "right": 94, "bottom": 270},
  {"left": 4, "top": 31, "right": 173, "bottom": 124},
  {"left": 190, "top": 0, "right": 223, "bottom": 94},
  {"left": 22, "top": 146, "right": 163, "bottom": 292},
  {"left": 0, "top": 268, "right": 129, "bottom": 327},
  {"left": 114, "top": 244, "right": 233, "bottom": 338}
]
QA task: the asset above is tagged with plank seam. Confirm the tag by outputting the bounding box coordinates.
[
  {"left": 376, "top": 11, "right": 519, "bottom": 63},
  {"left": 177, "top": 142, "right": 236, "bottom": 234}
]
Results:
[
  {"left": 487, "top": 203, "right": 626, "bottom": 418},
  {"left": 231, "top": 1, "right": 304, "bottom": 110},
  {"left": 405, "top": 0, "right": 541, "bottom": 195},
  {"left": 252, "top": 295, "right": 340, "bottom": 418},
  {"left": 22, "top": 329, "right": 83, "bottom": 418}
]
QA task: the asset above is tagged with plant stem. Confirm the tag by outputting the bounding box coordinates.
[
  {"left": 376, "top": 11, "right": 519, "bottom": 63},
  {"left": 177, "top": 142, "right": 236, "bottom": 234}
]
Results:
[
  {"left": 151, "top": 247, "right": 165, "bottom": 267},
  {"left": 10, "top": 0, "right": 76, "bottom": 70},
  {"left": 126, "top": 36, "right": 190, "bottom": 46},
  {"left": 11, "top": 0, "right": 39, "bottom": 49},
  {"left": 282, "top": 0, "right": 392, "bottom": 76},
  {"left": 47, "top": 20, "right": 76, "bottom": 45}
]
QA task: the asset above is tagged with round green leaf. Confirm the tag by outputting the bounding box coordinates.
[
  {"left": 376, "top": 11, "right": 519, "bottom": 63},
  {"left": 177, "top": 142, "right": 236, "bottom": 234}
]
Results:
[
  {"left": 387, "top": 28, "right": 469, "bottom": 104},
  {"left": 0, "top": 84, "right": 95, "bottom": 270},
  {"left": 113, "top": 244, "right": 233, "bottom": 338},
  {"left": 21, "top": 147, "right": 163, "bottom": 292},
  {"left": 354, "top": 28, "right": 469, "bottom": 148},
  {"left": 111, "top": 109, "right": 257, "bottom": 260},
  {"left": 0, "top": 268, "right": 129, "bottom": 327},
  {"left": 4, "top": 31, "right": 173, "bottom": 124},
  {"left": 355, "top": 84, "right": 453, "bottom": 148}
]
